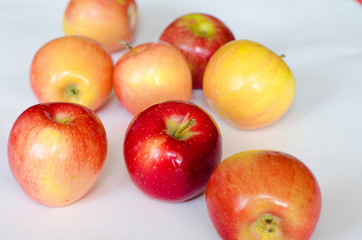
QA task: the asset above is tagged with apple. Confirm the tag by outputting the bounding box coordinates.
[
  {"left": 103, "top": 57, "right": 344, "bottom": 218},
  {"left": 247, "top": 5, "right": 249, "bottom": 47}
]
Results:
[
  {"left": 30, "top": 36, "right": 113, "bottom": 111},
  {"left": 160, "top": 13, "right": 235, "bottom": 89},
  {"left": 206, "top": 150, "right": 322, "bottom": 240},
  {"left": 123, "top": 100, "right": 222, "bottom": 202},
  {"left": 8, "top": 102, "right": 107, "bottom": 207},
  {"left": 63, "top": 0, "right": 138, "bottom": 53},
  {"left": 113, "top": 41, "right": 192, "bottom": 116},
  {"left": 203, "top": 40, "right": 296, "bottom": 129}
]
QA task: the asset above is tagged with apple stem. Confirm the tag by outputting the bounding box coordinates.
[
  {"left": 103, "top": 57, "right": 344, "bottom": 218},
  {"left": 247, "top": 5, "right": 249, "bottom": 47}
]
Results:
[
  {"left": 280, "top": 54, "right": 286, "bottom": 58},
  {"left": 174, "top": 119, "right": 196, "bottom": 139},
  {"left": 120, "top": 40, "right": 137, "bottom": 54}
]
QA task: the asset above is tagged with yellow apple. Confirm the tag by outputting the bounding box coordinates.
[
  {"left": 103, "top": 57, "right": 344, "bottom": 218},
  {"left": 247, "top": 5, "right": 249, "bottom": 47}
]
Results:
[
  {"left": 30, "top": 36, "right": 113, "bottom": 111},
  {"left": 203, "top": 40, "right": 296, "bottom": 129},
  {"left": 63, "top": 0, "right": 138, "bottom": 53},
  {"left": 112, "top": 41, "right": 192, "bottom": 115}
]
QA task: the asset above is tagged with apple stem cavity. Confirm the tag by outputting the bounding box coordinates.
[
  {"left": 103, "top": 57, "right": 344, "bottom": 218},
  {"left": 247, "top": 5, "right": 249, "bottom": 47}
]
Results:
[
  {"left": 165, "top": 118, "right": 197, "bottom": 141},
  {"left": 252, "top": 214, "right": 283, "bottom": 238},
  {"left": 65, "top": 84, "right": 80, "bottom": 99},
  {"left": 54, "top": 114, "right": 74, "bottom": 125},
  {"left": 120, "top": 40, "right": 137, "bottom": 54},
  {"left": 190, "top": 21, "right": 214, "bottom": 38},
  {"left": 174, "top": 118, "right": 196, "bottom": 138}
]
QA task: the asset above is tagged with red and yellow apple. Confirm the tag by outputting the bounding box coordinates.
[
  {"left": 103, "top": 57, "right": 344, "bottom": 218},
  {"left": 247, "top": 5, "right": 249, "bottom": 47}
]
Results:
[
  {"left": 206, "top": 150, "right": 322, "bottom": 240},
  {"left": 203, "top": 40, "right": 296, "bottom": 129},
  {"left": 160, "top": 13, "right": 235, "bottom": 89},
  {"left": 30, "top": 36, "right": 113, "bottom": 111},
  {"left": 63, "top": 0, "right": 138, "bottom": 53},
  {"left": 124, "top": 101, "right": 222, "bottom": 202},
  {"left": 7, "top": 102, "right": 108, "bottom": 207},
  {"left": 113, "top": 41, "right": 192, "bottom": 115}
]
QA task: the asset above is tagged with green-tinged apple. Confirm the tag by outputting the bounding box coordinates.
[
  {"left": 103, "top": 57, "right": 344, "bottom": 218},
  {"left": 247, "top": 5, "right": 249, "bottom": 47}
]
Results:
[
  {"left": 160, "top": 13, "right": 235, "bottom": 89},
  {"left": 206, "top": 150, "right": 321, "bottom": 240},
  {"left": 8, "top": 102, "right": 107, "bottom": 207},
  {"left": 113, "top": 41, "right": 192, "bottom": 115},
  {"left": 63, "top": 0, "right": 138, "bottom": 53},
  {"left": 30, "top": 36, "right": 113, "bottom": 111},
  {"left": 203, "top": 40, "right": 296, "bottom": 129},
  {"left": 124, "top": 101, "right": 222, "bottom": 202}
]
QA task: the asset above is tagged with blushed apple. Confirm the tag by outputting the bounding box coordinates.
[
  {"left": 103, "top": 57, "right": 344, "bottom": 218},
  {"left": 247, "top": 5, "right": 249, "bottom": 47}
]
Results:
[
  {"left": 8, "top": 102, "right": 107, "bottom": 207},
  {"left": 113, "top": 41, "right": 192, "bottom": 115},
  {"left": 160, "top": 13, "right": 235, "bottom": 89},
  {"left": 206, "top": 150, "right": 321, "bottom": 240},
  {"left": 63, "top": 0, "right": 138, "bottom": 53},
  {"left": 30, "top": 36, "right": 113, "bottom": 111},
  {"left": 203, "top": 40, "right": 296, "bottom": 129},
  {"left": 124, "top": 101, "right": 222, "bottom": 202}
]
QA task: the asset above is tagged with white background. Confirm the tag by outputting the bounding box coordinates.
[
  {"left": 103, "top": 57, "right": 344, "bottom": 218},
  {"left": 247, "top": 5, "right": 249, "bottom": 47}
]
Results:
[{"left": 1, "top": 0, "right": 362, "bottom": 239}]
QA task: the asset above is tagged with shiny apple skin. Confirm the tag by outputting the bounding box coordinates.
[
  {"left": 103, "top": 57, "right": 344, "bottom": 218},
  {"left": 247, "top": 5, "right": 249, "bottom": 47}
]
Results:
[
  {"left": 8, "top": 102, "right": 107, "bottom": 207},
  {"left": 63, "top": 0, "right": 138, "bottom": 53},
  {"left": 124, "top": 101, "right": 222, "bottom": 202},
  {"left": 203, "top": 40, "right": 296, "bottom": 129},
  {"left": 206, "top": 150, "right": 322, "bottom": 240},
  {"left": 160, "top": 13, "right": 235, "bottom": 89},
  {"left": 30, "top": 36, "right": 113, "bottom": 111},
  {"left": 113, "top": 42, "right": 192, "bottom": 116}
]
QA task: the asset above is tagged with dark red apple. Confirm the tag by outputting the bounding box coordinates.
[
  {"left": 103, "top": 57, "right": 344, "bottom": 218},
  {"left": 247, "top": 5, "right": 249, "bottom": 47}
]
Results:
[
  {"left": 206, "top": 150, "right": 322, "bottom": 240},
  {"left": 123, "top": 100, "right": 222, "bottom": 202},
  {"left": 8, "top": 102, "right": 107, "bottom": 207},
  {"left": 159, "top": 13, "right": 235, "bottom": 89}
]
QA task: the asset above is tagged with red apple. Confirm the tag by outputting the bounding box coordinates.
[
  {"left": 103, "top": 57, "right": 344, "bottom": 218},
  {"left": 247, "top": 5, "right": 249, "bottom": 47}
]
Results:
[
  {"left": 123, "top": 100, "right": 222, "bottom": 202},
  {"left": 113, "top": 41, "right": 192, "bottom": 116},
  {"left": 159, "top": 13, "right": 235, "bottom": 89},
  {"left": 63, "top": 0, "right": 138, "bottom": 53},
  {"left": 8, "top": 102, "right": 107, "bottom": 207},
  {"left": 206, "top": 150, "right": 321, "bottom": 240}
]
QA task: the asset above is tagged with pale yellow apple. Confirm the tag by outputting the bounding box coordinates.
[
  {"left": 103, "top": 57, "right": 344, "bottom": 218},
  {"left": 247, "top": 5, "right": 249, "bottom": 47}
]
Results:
[
  {"left": 30, "top": 36, "right": 113, "bottom": 111},
  {"left": 112, "top": 42, "right": 192, "bottom": 115},
  {"left": 203, "top": 40, "right": 296, "bottom": 129},
  {"left": 63, "top": 0, "right": 138, "bottom": 53}
]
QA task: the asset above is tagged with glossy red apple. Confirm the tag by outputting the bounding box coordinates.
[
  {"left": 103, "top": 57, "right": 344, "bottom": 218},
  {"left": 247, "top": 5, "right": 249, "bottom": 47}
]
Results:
[
  {"left": 159, "top": 13, "right": 235, "bottom": 89},
  {"left": 123, "top": 101, "right": 222, "bottom": 202},
  {"left": 8, "top": 102, "right": 107, "bottom": 207},
  {"left": 206, "top": 150, "right": 322, "bottom": 240}
]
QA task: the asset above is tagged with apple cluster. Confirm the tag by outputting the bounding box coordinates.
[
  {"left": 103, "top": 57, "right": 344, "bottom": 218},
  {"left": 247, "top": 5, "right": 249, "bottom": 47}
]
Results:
[{"left": 7, "top": 0, "right": 322, "bottom": 239}]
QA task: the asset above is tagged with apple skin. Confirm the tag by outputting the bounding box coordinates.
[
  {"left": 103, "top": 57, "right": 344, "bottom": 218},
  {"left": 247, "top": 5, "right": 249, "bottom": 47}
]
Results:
[
  {"left": 203, "top": 40, "right": 296, "bottom": 129},
  {"left": 7, "top": 102, "right": 107, "bottom": 207},
  {"left": 113, "top": 42, "right": 192, "bottom": 116},
  {"left": 30, "top": 36, "right": 113, "bottom": 111},
  {"left": 30, "top": 36, "right": 113, "bottom": 110},
  {"left": 206, "top": 150, "right": 321, "bottom": 240},
  {"left": 160, "top": 13, "right": 235, "bottom": 89},
  {"left": 63, "top": 0, "right": 138, "bottom": 53},
  {"left": 123, "top": 101, "right": 222, "bottom": 202}
]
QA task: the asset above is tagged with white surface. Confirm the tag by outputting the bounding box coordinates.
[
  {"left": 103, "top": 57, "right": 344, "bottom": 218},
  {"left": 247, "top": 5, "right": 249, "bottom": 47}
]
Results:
[{"left": 1, "top": 0, "right": 362, "bottom": 239}]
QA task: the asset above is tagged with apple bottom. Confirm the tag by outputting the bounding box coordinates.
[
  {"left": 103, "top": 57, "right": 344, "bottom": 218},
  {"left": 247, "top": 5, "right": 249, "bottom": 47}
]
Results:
[
  {"left": 127, "top": 143, "right": 221, "bottom": 202},
  {"left": 18, "top": 173, "right": 100, "bottom": 207}
]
